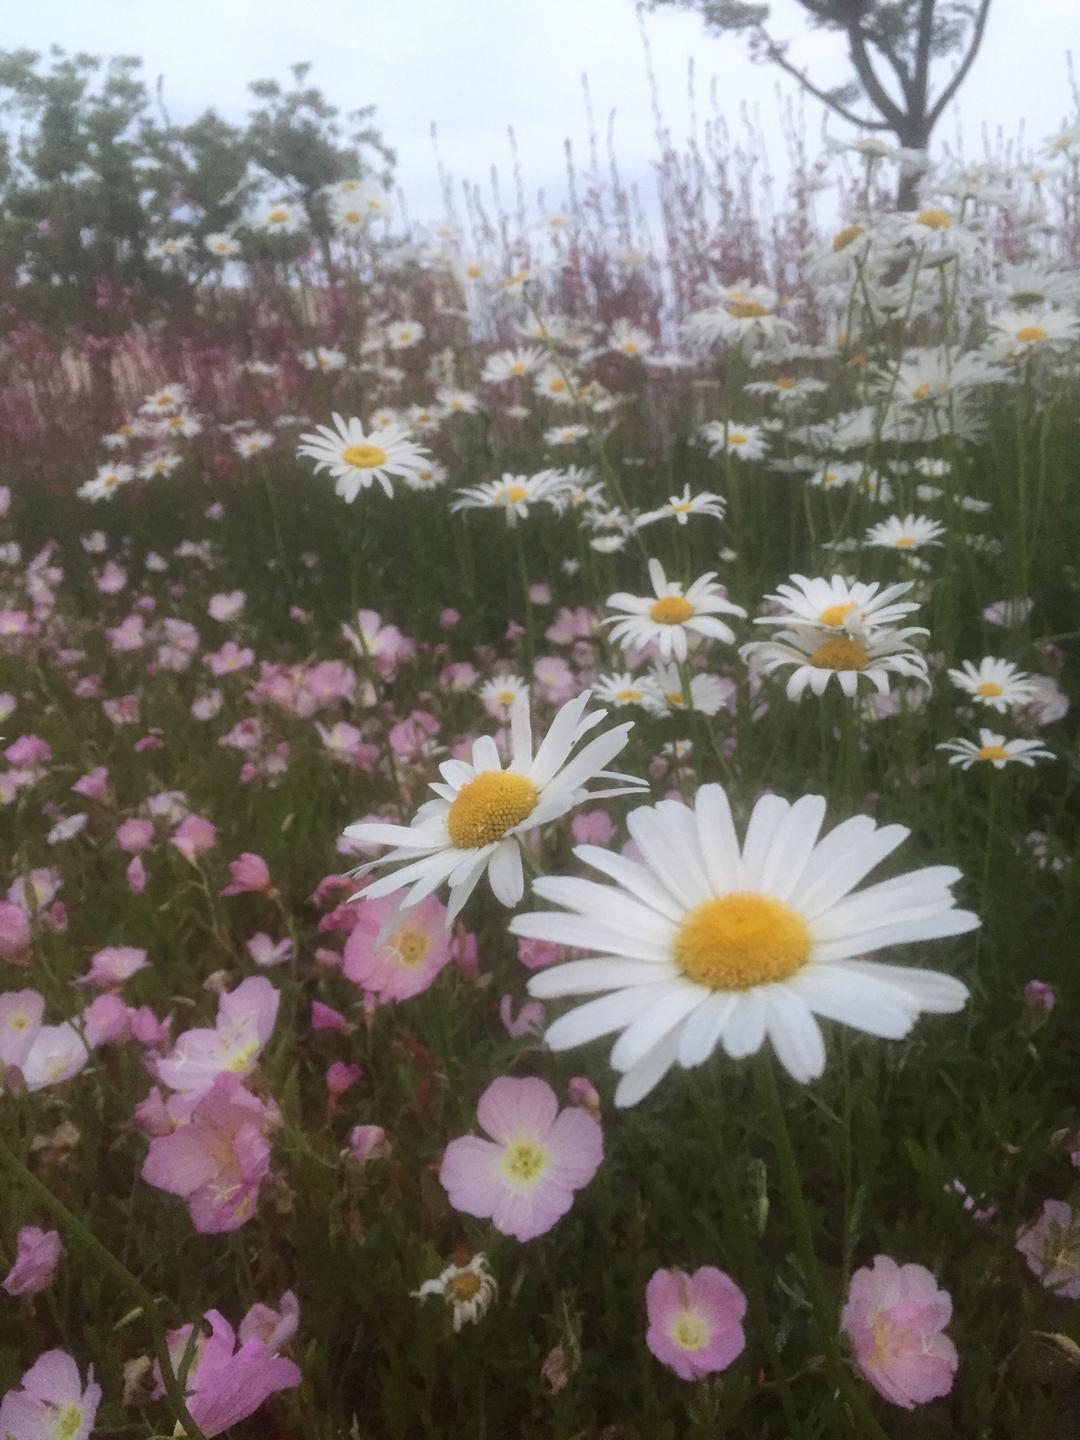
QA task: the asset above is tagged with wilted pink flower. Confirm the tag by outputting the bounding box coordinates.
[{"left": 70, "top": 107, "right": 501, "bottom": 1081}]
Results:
[
  {"left": 246, "top": 932, "right": 294, "bottom": 968},
  {"left": 0, "top": 1350, "right": 101, "bottom": 1440},
  {"left": 157, "top": 1309, "right": 300, "bottom": 1435},
  {"left": 451, "top": 927, "right": 479, "bottom": 978},
  {"left": 347, "top": 1125, "right": 390, "bottom": 1164},
  {"left": 499, "top": 994, "right": 544, "bottom": 1038},
  {"left": 389, "top": 709, "right": 439, "bottom": 760},
  {"left": 645, "top": 1266, "right": 747, "bottom": 1381},
  {"left": 77, "top": 946, "right": 148, "bottom": 990},
  {"left": 440, "top": 1076, "right": 603, "bottom": 1242},
  {"left": 570, "top": 809, "right": 615, "bottom": 845},
  {"left": 129, "top": 1005, "right": 171, "bottom": 1048},
  {"left": 209, "top": 591, "right": 246, "bottom": 622},
  {"left": 567, "top": 1076, "right": 601, "bottom": 1117},
  {"left": 983, "top": 597, "right": 1033, "bottom": 628},
  {"left": 1024, "top": 979, "right": 1056, "bottom": 1013},
  {"left": 170, "top": 814, "right": 218, "bottom": 861},
  {"left": 326, "top": 1061, "right": 361, "bottom": 1097},
  {"left": 343, "top": 894, "right": 452, "bottom": 1003},
  {"left": 0, "top": 902, "right": 32, "bottom": 961},
  {"left": 71, "top": 767, "right": 109, "bottom": 801},
  {"left": 842, "top": 1256, "right": 958, "bottom": 1409},
  {"left": 156, "top": 976, "right": 279, "bottom": 1095},
  {"left": 239, "top": 1291, "right": 299, "bottom": 1353},
  {"left": 2, "top": 1228, "right": 62, "bottom": 1297},
  {"left": 142, "top": 1073, "right": 277, "bottom": 1232},
  {"left": 516, "top": 936, "right": 561, "bottom": 971},
  {"left": 312, "top": 1001, "right": 349, "bottom": 1032},
  {"left": 82, "top": 994, "right": 131, "bottom": 1046},
  {"left": 0, "top": 990, "right": 45, "bottom": 1069},
  {"left": 126, "top": 856, "right": 147, "bottom": 894},
  {"left": 1016, "top": 1200, "right": 1080, "bottom": 1298},
  {"left": 220, "top": 852, "right": 276, "bottom": 897},
  {"left": 46, "top": 813, "right": 88, "bottom": 846}
]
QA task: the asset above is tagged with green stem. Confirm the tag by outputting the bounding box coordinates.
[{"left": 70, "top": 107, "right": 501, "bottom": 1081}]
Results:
[
  {"left": 755, "top": 1054, "right": 891, "bottom": 1440},
  {"left": 0, "top": 1134, "right": 206, "bottom": 1440}
]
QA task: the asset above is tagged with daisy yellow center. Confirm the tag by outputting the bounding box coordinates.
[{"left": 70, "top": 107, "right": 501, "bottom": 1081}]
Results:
[
  {"left": 54, "top": 1404, "right": 84, "bottom": 1440},
  {"left": 728, "top": 432, "right": 748, "bottom": 444},
  {"left": 616, "top": 688, "right": 642, "bottom": 702},
  {"left": 809, "top": 637, "right": 871, "bottom": 671},
  {"left": 548, "top": 377, "right": 567, "bottom": 392},
  {"left": 447, "top": 771, "right": 539, "bottom": 848},
  {"left": 977, "top": 681, "right": 1004, "bottom": 697},
  {"left": 466, "top": 264, "right": 483, "bottom": 277},
  {"left": 389, "top": 927, "right": 431, "bottom": 968},
  {"left": 650, "top": 595, "right": 694, "bottom": 625},
  {"left": 9, "top": 1012, "right": 30, "bottom": 1030},
  {"left": 103, "top": 475, "right": 120, "bottom": 488},
  {"left": 447, "top": 1272, "right": 482, "bottom": 1303},
  {"left": 819, "top": 601, "right": 857, "bottom": 628},
  {"left": 916, "top": 208, "right": 951, "bottom": 230},
  {"left": 670, "top": 1310, "right": 710, "bottom": 1350},
  {"left": 343, "top": 210, "right": 361, "bottom": 223},
  {"left": 622, "top": 342, "right": 639, "bottom": 354},
  {"left": 729, "top": 300, "right": 768, "bottom": 318},
  {"left": 665, "top": 689, "right": 687, "bottom": 707},
  {"left": 978, "top": 744, "right": 1009, "bottom": 761},
  {"left": 894, "top": 536, "right": 916, "bottom": 548},
  {"left": 913, "top": 382, "right": 934, "bottom": 400},
  {"left": 267, "top": 209, "right": 289, "bottom": 224},
  {"left": 509, "top": 362, "right": 527, "bottom": 374},
  {"left": 670, "top": 502, "right": 693, "bottom": 514},
  {"left": 501, "top": 1135, "right": 549, "bottom": 1187},
  {"left": 775, "top": 376, "right": 797, "bottom": 389},
  {"left": 674, "top": 892, "right": 811, "bottom": 989},
  {"left": 833, "top": 224, "right": 865, "bottom": 252},
  {"left": 497, "top": 485, "right": 529, "bottom": 505},
  {"left": 342, "top": 444, "right": 387, "bottom": 469},
  {"left": 504, "top": 269, "right": 528, "bottom": 287},
  {"left": 1016, "top": 325, "right": 1047, "bottom": 342}
]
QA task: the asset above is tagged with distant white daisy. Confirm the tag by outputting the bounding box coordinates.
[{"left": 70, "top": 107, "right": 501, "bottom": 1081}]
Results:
[
  {"left": 452, "top": 472, "right": 566, "bottom": 526},
  {"left": 807, "top": 461, "right": 864, "bottom": 490},
  {"left": 403, "top": 459, "right": 449, "bottom": 492},
  {"left": 344, "top": 690, "right": 646, "bottom": 922},
  {"left": 481, "top": 347, "right": 547, "bottom": 384},
  {"left": 605, "top": 560, "right": 746, "bottom": 663},
  {"left": 141, "top": 385, "right": 188, "bottom": 415},
  {"left": 387, "top": 320, "right": 425, "bottom": 350},
  {"left": 545, "top": 424, "right": 589, "bottom": 446},
  {"left": 700, "top": 421, "right": 768, "bottom": 462},
  {"left": 754, "top": 576, "right": 922, "bottom": 636},
  {"left": 204, "top": 232, "right": 240, "bottom": 258},
  {"left": 635, "top": 486, "right": 727, "bottom": 529},
  {"left": 534, "top": 365, "right": 578, "bottom": 405},
  {"left": 593, "top": 672, "right": 661, "bottom": 708},
  {"left": 610, "top": 320, "right": 654, "bottom": 358},
  {"left": 740, "top": 626, "right": 929, "bottom": 701},
  {"left": 253, "top": 201, "right": 304, "bottom": 236},
  {"left": 937, "top": 730, "right": 1053, "bottom": 771},
  {"left": 77, "top": 464, "right": 135, "bottom": 503},
  {"left": 232, "top": 431, "right": 275, "bottom": 460},
  {"left": 297, "top": 414, "right": 431, "bottom": 501},
  {"left": 641, "top": 666, "right": 731, "bottom": 718},
  {"left": 436, "top": 388, "right": 482, "bottom": 416},
  {"left": 480, "top": 675, "right": 529, "bottom": 714},
  {"left": 414, "top": 1253, "right": 498, "bottom": 1332},
  {"left": 947, "top": 658, "right": 1037, "bottom": 713},
  {"left": 299, "top": 347, "right": 347, "bottom": 372},
  {"left": 865, "top": 514, "right": 945, "bottom": 551},
  {"left": 987, "top": 307, "right": 1080, "bottom": 358},
  {"left": 512, "top": 784, "right": 976, "bottom": 1106}
]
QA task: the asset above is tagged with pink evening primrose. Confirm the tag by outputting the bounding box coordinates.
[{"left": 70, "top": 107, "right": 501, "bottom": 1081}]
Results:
[
  {"left": 156, "top": 1309, "right": 300, "bottom": 1436},
  {"left": 1016, "top": 1200, "right": 1080, "bottom": 1298},
  {"left": 645, "top": 1266, "right": 747, "bottom": 1381},
  {"left": 343, "top": 893, "right": 453, "bottom": 1003},
  {"left": 239, "top": 1291, "right": 300, "bottom": 1352},
  {"left": 2, "top": 1228, "right": 63, "bottom": 1297},
  {"left": 841, "top": 1255, "right": 958, "bottom": 1409},
  {"left": 0, "top": 990, "right": 45, "bottom": 1069},
  {"left": 0, "top": 1349, "right": 101, "bottom": 1440},
  {"left": 439, "top": 1076, "right": 603, "bottom": 1242},
  {"left": 156, "top": 976, "right": 279, "bottom": 1095},
  {"left": 220, "top": 852, "right": 277, "bottom": 897},
  {"left": 76, "top": 945, "right": 149, "bottom": 990}
]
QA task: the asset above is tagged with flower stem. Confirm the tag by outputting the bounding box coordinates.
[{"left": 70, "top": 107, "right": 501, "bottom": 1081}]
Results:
[
  {"left": 0, "top": 1133, "right": 207, "bottom": 1440},
  {"left": 755, "top": 1052, "right": 891, "bottom": 1440}
]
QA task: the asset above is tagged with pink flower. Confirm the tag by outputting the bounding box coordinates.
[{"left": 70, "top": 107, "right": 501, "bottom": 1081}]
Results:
[
  {"left": 841, "top": 1256, "right": 958, "bottom": 1409},
  {"left": 95, "top": 560, "right": 127, "bottom": 594},
  {"left": 220, "top": 852, "right": 276, "bottom": 897},
  {"left": 82, "top": 994, "right": 132, "bottom": 1046},
  {"left": 239, "top": 1291, "right": 299, "bottom": 1352},
  {"left": 21, "top": 1024, "right": 90, "bottom": 1092},
  {"left": 4, "top": 735, "right": 51, "bottom": 768},
  {"left": 142, "top": 1073, "right": 277, "bottom": 1232},
  {"left": 126, "top": 856, "right": 147, "bottom": 894},
  {"left": 499, "top": 994, "right": 544, "bottom": 1037},
  {"left": 1024, "top": 979, "right": 1055, "bottom": 1013},
  {"left": 347, "top": 1125, "right": 390, "bottom": 1164},
  {"left": 343, "top": 894, "right": 452, "bottom": 1003},
  {"left": 246, "top": 932, "right": 294, "bottom": 968},
  {"left": 205, "top": 641, "right": 255, "bottom": 676},
  {"left": 516, "top": 936, "right": 561, "bottom": 971},
  {"left": 71, "top": 766, "right": 109, "bottom": 801},
  {"left": 645, "top": 1266, "right": 747, "bottom": 1381},
  {"left": 570, "top": 809, "right": 615, "bottom": 845},
  {"left": 158, "top": 1310, "right": 300, "bottom": 1435},
  {"left": 0, "top": 902, "right": 32, "bottom": 961},
  {"left": 533, "top": 656, "right": 576, "bottom": 704},
  {"left": 115, "top": 817, "right": 154, "bottom": 853},
  {"left": 1016, "top": 1200, "right": 1080, "bottom": 1298},
  {"left": 439, "top": 1076, "right": 603, "bottom": 1242},
  {"left": 209, "top": 591, "right": 246, "bottom": 622},
  {"left": 77, "top": 946, "right": 148, "bottom": 990},
  {"left": 567, "top": 1076, "right": 601, "bottom": 1117},
  {"left": 2, "top": 1228, "right": 62, "bottom": 1296},
  {"left": 440, "top": 608, "right": 461, "bottom": 629},
  {"left": 0, "top": 990, "right": 45, "bottom": 1069},
  {"left": 0, "top": 1350, "right": 101, "bottom": 1440},
  {"left": 170, "top": 814, "right": 218, "bottom": 861},
  {"left": 312, "top": 1001, "right": 349, "bottom": 1032},
  {"left": 326, "top": 1061, "right": 362, "bottom": 1096},
  {"left": 156, "top": 976, "right": 279, "bottom": 1095}
]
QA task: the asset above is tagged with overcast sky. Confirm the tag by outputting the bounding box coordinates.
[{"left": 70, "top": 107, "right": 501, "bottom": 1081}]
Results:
[{"left": 10, "top": 0, "right": 1079, "bottom": 224}]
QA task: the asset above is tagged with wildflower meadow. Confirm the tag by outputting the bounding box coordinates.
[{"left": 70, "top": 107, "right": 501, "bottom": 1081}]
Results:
[{"left": 1, "top": 25, "right": 1079, "bottom": 1440}]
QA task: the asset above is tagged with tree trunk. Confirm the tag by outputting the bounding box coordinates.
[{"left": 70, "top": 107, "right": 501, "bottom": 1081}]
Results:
[{"left": 895, "top": 115, "right": 931, "bottom": 211}]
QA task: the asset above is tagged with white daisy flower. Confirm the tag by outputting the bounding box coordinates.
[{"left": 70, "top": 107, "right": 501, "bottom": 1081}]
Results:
[
  {"left": 947, "top": 658, "right": 1038, "bottom": 713},
  {"left": 387, "top": 320, "right": 425, "bottom": 350},
  {"left": 609, "top": 320, "right": 654, "bottom": 358},
  {"left": 987, "top": 307, "right": 1080, "bottom": 359},
  {"left": 299, "top": 347, "right": 347, "bottom": 372},
  {"left": 204, "top": 232, "right": 240, "bottom": 258},
  {"left": 700, "top": 421, "right": 768, "bottom": 462},
  {"left": 77, "top": 464, "right": 135, "bottom": 503},
  {"left": 138, "top": 451, "right": 183, "bottom": 480},
  {"left": 402, "top": 459, "right": 449, "bottom": 492},
  {"left": 533, "top": 364, "right": 578, "bottom": 405},
  {"left": 232, "top": 431, "right": 275, "bottom": 460},
  {"left": 253, "top": 201, "right": 304, "bottom": 236},
  {"left": 807, "top": 461, "right": 865, "bottom": 491},
  {"left": 753, "top": 576, "right": 922, "bottom": 636},
  {"left": 343, "top": 690, "right": 646, "bottom": 923},
  {"left": 593, "top": 672, "right": 661, "bottom": 708},
  {"left": 452, "top": 472, "right": 566, "bottom": 526},
  {"left": 740, "top": 626, "right": 929, "bottom": 701},
  {"left": 513, "top": 786, "right": 975, "bottom": 1105},
  {"left": 743, "top": 374, "right": 827, "bottom": 403},
  {"left": 480, "top": 675, "right": 529, "bottom": 714},
  {"left": 641, "top": 666, "right": 732, "bottom": 718},
  {"left": 296, "top": 414, "right": 432, "bottom": 501},
  {"left": 937, "top": 730, "right": 1054, "bottom": 771},
  {"left": 435, "top": 387, "right": 482, "bottom": 416},
  {"left": 481, "top": 347, "right": 547, "bottom": 384},
  {"left": 148, "top": 236, "right": 193, "bottom": 260},
  {"left": 141, "top": 385, "right": 188, "bottom": 415},
  {"left": 414, "top": 1253, "right": 498, "bottom": 1332},
  {"left": 635, "top": 486, "right": 727, "bottom": 529},
  {"left": 864, "top": 514, "right": 945, "bottom": 551},
  {"left": 545, "top": 424, "right": 589, "bottom": 446},
  {"left": 605, "top": 560, "right": 746, "bottom": 663}
]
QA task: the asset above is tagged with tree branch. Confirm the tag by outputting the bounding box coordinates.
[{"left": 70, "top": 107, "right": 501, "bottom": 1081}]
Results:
[
  {"left": 753, "top": 23, "right": 891, "bottom": 131},
  {"left": 845, "top": 23, "right": 906, "bottom": 127},
  {"left": 928, "top": 0, "right": 993, "bottom": 126}
]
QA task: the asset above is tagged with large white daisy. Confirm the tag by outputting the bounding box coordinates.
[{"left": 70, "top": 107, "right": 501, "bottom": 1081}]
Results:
[
  {"left": 753, "top": 575, "right": 922, "bottom": 636},
  {"left": 740, "top": 626, "right": 929, "bottom": 701},
  {"left": 605, "top": 560, "right": 746, "bottom": 663},
  {"left": 297, "top": 414, "right": 431, "bottom": 501},
  {"left": 344, "top": 691, "right": 646, "bottom": 923},
  {"left": 512, "top": 785, "right": 977, "bottom": 1106}
]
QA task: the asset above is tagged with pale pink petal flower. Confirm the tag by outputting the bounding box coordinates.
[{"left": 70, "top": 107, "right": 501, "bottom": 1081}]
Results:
[
  {"left": 156, "top": 976, "right": 279, "bottom": 1095},
  {"left": 0, "top": 990, "right": 45, "bottom": 1068},
  {"left": 645, "top": 1266, "right": 747, "bottom": 1380},
  {"left": 0, "top": 1349, "right": 101, "bottom": 1440},
  {"left": 842, "top": 1255, "right": 958, "bottom": 1408},
  {"left": 220, "top": 852, "right": 276, "bottom": 897},
  {"left": 1016, "top": 1200, "right": 1080, "bottom": 1298},
  {"left": 238, "top": 1291, "right": 299, "bottom": 1353},
  {"left": 343, "top": 894, "right": 452, "bottom": 1002},
  {"left": 157, "top": 1310, "right": 300, "bottom": 1436},
  {"left": 2, "top": 1228, "right": 62, "bottom": 1296}
]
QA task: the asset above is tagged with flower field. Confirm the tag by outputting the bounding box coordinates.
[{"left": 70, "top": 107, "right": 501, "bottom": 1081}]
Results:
[{"left": 2, "top": 116, "right": 1080, "bottom": 1440}]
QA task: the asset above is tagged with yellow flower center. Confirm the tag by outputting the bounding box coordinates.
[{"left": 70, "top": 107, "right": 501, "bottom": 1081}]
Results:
[
  {"left": 447, "top": 1272, "right": 482, "bottom": 1303},
  {"left": 674, "top": 892, "right": 811, "bottom": 990},
  {"left": 398, "top": 330, "right": 413, "bottom": 341},
  {"left": 977, "top": 681, "right": 1004, "bottom": 697},
  {"left": 622, "top": 342, "right": 639, "bottom": 354},
  {"left": 818, "top": 601, "right": 857, "bottom": 628},
  {"left": 912, "top": 381, "right": 934, "bottom": 400},
  {"left": 509, "top": 362, "right": 527, "bottom": 374},
  {"left": 496, "top": 485, "right": 529, "bottom": 505},
  {"left": 670, "top": 502, "right": 692, "bottom": 514},
  {"left": 774, "top": 376, "right": 797, "bottom": 389},
  {"left": 895, "top": 536, "right": 916, "bottom": 548},
  {"left": 728, "top": 432, "right": 748, "bottom": 445},
  {"left": 848, "top": 354, "right": 867, "bottom": 367},
  {"left": 916, "top": 208, "right": 951, "bottom": 230},
  {"left": 1016, "top": 325, "right": 1047, "bottom": 343},
  {"left": 503, "top": 269, "right": 528, "bottom": 287},
  {"left": 615, "top": 688, "right": 642, "bottom": 703},
  {"left": 649, "top": 595, "right": 695, "bottom": 625},
  {"left": 225, "top": 1038, "right": 260, "bottom": 1074},
  {"left": 342, "top": 444, "right": 387, "bottom": 469},
  {"left": 500, "top": 1135, "right": 549, "bottom": 1187},
  {"left": 214, "top": 241, "right": 229, "bottom": 252},
  {"left": 832, "top": 224, "right": 865, "bottom": 252},
  {"left": 809, "top": 637, "right": 871, "bottom": 670},
  {"left": 343, "top": 209, "right": 361, "bottom": 224},
  {"left": 670, "top": 1310, "right": 710, "bottom": 1351},
  {"left": 446, "top": 771, "right": 539, "bottom": 849},
  {"left": 728, "top": 300, "right": 769, "bottom": 318},
  {"left": 9, "top": 1012, "right": 30, "bottom": 1030},
  {"left": 103, "top": 475, "right": 120, "bottom": 488},
  {"left": 389, "top": 927, "right": 431, "bottom": 968},
  {"left": 978, "top": 744, "right": 1009, "bottom": 762},
  {"left": 466, "top": 264, "right": 483, "bottom": 278},
  {"left": 54, "top": 1404, "right": 84, "bottom": 1440},
  {"left": 267, "top": 209, "right": 289, "bottom": 224},
  {"left": 547, "top": 377, "right": 567, "bottom": 392}
]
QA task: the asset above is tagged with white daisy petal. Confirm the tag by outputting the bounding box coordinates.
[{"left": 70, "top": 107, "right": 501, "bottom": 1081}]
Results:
[
  {"left": 677, "top": 992, "right": 739, "bottom": 1067},
  {"left": 544, "top": 982, "right": 684, "bottom": 1050},
  {"left": 608, "top": 984, "right": 706, "bottom": 1072},
  {"left": 614, "top": 1028, "right": 682, "bottom": 1107},
  {"left": 764, "top": 988, "right": 827, "bottom": 1082},
  {"left": 529, "top": 958, "right": 678, "bottom": 998},
  {"left": 721, "top": 990, "right": 768, "bottom": 1059}
]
